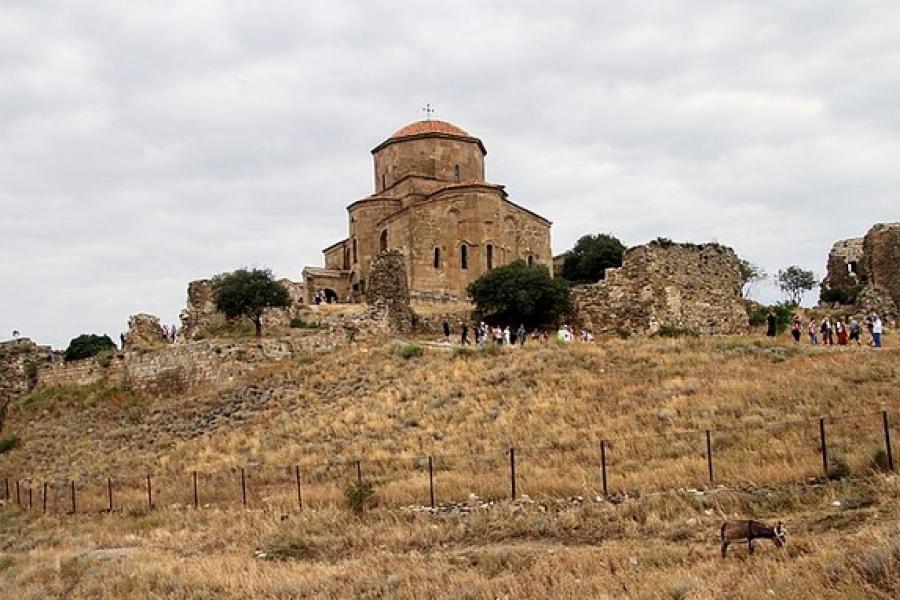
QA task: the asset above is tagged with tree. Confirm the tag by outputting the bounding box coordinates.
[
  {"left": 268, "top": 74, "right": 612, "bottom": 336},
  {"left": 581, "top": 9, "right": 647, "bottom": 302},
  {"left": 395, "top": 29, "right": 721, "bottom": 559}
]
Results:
[
  {"left": 64, "top": 334, "right": 116, "bottom": 361},
  {"left": 467, "top": 260, "right": 571, "bottom": 326},
  {"left": 777, "top": 266, "right": 817, "bottom": 306},
  {"left": 560, "top": 233, "right": 626, "bottom": 283},
  {"left": 739, "top": 259, "right": 768, "bottom": 299},
  {"left": 213, "top": 268, "right": 291, "bottom": 337}
]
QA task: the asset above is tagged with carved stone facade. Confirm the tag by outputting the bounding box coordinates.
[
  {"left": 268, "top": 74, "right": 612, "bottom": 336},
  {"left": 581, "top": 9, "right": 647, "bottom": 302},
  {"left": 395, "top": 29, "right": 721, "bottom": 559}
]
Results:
[
  {"left": 573, "top": 241, "right": 749, "bottom": 335},
  {"left": 305, "top": 119, "right": 552, "bottom": 303}
]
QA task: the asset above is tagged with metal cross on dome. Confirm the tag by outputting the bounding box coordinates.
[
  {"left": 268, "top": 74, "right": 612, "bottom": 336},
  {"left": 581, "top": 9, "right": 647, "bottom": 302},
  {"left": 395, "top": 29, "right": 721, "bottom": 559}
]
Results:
[{"left": 422, "top": 103, "right": 435, "bottom": 119}]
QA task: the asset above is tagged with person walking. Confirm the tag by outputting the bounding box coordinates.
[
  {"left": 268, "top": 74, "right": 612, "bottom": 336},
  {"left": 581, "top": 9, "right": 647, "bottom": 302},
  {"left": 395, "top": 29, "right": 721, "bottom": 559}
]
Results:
[
  {"left": 821, "top": 317, "right": 833, "bottom": 346},
  {"left": 442, "top": 320, "right": 450, "bottom": 343},
  {"left": 460, "top": 322, "right": 469, "bottom": 346},
  {"left": 808, "top": 319, "right": 819, "bottom": 345},
  {"left": 503, "top": 325, "right": 511, "bottom": 346},
  {"left": 849, "top": 317, "right": 861, "bottom": 346},
  {"left": 517, "top": 324, "right": 527, "bottom": 347},
  {"left": 872, "top": 313, "right": 883, "bottom": 348},
  {"left": 790, "top": 316, "right": 802, "bottom": 343},
  {"left": 836, "top": 319, "right": 849, "bottom": 346},
  {"left": 766, "top": 312, "right": 777, "bottom": 337}
]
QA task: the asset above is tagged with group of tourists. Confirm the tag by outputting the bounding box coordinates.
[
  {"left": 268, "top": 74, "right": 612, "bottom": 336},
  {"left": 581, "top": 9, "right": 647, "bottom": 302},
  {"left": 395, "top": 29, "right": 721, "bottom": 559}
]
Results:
[
  {"left": 768, "top": 311, "right": 884, "bottom": 348},
  {"left": 440, "top": 321, "right": 596, "bottom": 347}
]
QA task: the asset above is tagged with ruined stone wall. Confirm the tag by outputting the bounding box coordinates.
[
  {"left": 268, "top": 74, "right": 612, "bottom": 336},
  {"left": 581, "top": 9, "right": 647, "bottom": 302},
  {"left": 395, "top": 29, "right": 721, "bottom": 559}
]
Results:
[
  {"left": 124, "top": 313, "right": 169, "bottom": 351},
  {"left": 862, "top": 223, "right": 900, "bottom": 308},
  {"left": 179, "top": 276, "right": 305, "bottom": 341},
  {"left": 821, "top": 237, "right": 865, "bottom": 301},
  {"left": 573, "top": 242, "right": 749, "bottom": 335},
  {"left": 0, "top": 339, "right": 54, "bottom": 430},
  {"left": 35, "top": 331, "right": 339, "bottom": 394},
  {"left": 366, "top": 250, "right": 414, "bottom": 333}
]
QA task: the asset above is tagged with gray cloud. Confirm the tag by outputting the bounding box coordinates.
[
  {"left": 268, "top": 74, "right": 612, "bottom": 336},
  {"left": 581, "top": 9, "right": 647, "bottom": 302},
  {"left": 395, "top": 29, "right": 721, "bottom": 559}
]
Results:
[{"left": 2, "top": 1, "right": 899, "bottom": 346}]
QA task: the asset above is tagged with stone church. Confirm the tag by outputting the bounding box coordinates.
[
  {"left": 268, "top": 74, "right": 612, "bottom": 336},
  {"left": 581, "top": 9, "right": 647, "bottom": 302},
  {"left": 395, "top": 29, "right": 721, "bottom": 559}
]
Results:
[{"left": 303, "top": 119, "right": 552, "bottom": 303}]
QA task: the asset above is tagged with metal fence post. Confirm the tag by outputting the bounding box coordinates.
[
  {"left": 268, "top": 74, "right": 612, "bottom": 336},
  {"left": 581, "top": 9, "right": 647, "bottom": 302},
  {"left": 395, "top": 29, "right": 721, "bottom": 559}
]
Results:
[
  {"left": 192, "top": 471, "right": 199, "bottom": 509},
  {"left": 28, "top": 486, "right": 33, "bottom": 511},
  {"left": 706, "top": 430, "right": 714, "bottom": 484},
  {"left": 600, "top": 440, "right": 608, "bottom": 496},
  {"left": 883, "top": 410, "right": 894, "bottom": 471},
  {"left": 70, "top": 480, "right": 76, "bottom": 515},
  {"left": 146, "top": 475, "right": 153, "bottom": 511},
  {"left": 107, "top": 477, "right": 114, "bottom": 513},
  {"left": 42, "top": 482, "right": 47, "bottom": 514},
  {"left": 15, "top": 480, "right": 20, "bottom": 506},
  {"left": 428, "top": 456, "right": 435, "bottom": 509},
  {"left": 241, "top": 468, "right": 247, "bottom": 508},
  {"left": 819, "top": 417, "right": 828, "bottom": 477},
  {"left": 509, "top": 448, "right": 517, "bottom": 500},
  {"left": 294, "top": 465, "right": 303, "bottom": 509}
]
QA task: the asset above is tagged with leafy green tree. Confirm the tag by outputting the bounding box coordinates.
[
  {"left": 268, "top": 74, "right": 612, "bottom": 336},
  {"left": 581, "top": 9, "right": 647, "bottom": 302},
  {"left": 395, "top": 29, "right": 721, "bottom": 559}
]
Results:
[
  {"left": 64, "top": 334, "right": 116, "bottom": 361},
  {"left": 213, "top": 268, "right": 291, "bottom": 337},
  {"left": 560, "top": 233, "right": 626, "bottom": 283},
  {"left": 467, "top": 260, "right": 571, "bottom": 326},
  {"left": 777, "top": 266, "right": 817, "bottom": 306}
]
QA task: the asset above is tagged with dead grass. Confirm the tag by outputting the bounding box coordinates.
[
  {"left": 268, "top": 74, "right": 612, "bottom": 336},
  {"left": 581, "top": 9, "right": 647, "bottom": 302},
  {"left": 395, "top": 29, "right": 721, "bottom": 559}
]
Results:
[{"left": 1, "top": 334, "right": 899, "bottom": 596}]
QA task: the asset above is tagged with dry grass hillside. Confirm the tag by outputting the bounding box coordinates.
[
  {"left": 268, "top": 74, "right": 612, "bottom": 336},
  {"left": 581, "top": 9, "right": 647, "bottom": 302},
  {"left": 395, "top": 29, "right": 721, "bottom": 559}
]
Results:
[{"left": 2, "top": 333, "right": 900, "bottom": 598}]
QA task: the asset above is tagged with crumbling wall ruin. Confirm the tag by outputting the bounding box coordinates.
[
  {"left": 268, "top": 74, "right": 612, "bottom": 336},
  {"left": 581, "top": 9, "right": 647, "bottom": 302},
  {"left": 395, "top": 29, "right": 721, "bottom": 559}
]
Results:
[
  {"left": 820, "top": 222, "right": 900, "bottom": 325},
  {"left": 573, "top": 241, "right": 749, "bottom": 335},
  {"left": 179, "top": 276, "right": 306, "bottom": 341},
  {"left": 0, "top": 339, "right": 53, "bottom": 430},
  {"left": 365, "top": 250, "right": 415, "bottom": 334},
  {"left": 124, "top": 313, "right": 169, "bottom": 351}
]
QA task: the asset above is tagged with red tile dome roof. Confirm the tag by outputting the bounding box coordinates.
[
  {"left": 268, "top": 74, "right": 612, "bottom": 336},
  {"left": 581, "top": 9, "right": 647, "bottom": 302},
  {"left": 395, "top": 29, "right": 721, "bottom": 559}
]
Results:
[{"left": 390, "top": 119, "right": 470, "bottom": 139}]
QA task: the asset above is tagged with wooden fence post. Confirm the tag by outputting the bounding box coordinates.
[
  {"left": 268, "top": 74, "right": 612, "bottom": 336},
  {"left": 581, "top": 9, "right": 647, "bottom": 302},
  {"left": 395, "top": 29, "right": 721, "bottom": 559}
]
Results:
[
  {"left": 509, "top": 448, "right": 517, "bottom": 500},
  {"left": 600, "top": 440, "right": 608, "bottom": 496},
  {"left": 819, "top": 417, "right": 828, "bottom": 477},
  {"left": 883, "top": 410, "right": 894, "bottom": 471},
  {"left": 240, "top": 468, "right": 247, "bottom": 508},
  {"left": 706, "top": 430, "right": 714, "bottom": 484},
  {"left": 428, "top": 456, "right": 435, "bottom": 509},
  {"left": 294, "top": 465, "right": 303, "bottom": 509},
  {"left": 192, "top": 471, "right": 199, "bottom": 509}
]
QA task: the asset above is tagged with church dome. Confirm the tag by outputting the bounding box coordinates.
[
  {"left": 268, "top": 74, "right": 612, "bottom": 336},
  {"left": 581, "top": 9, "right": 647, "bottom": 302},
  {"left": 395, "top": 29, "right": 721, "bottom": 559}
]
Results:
[{"left": 390, "top": 119, "right": 470, "bottom": 139}]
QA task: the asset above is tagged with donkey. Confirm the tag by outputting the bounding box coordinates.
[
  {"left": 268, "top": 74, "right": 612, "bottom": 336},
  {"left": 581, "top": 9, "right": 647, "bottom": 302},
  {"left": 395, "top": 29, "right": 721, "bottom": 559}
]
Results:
[{"left": 720, "top": 520, "right": 786, "bottom": 557}]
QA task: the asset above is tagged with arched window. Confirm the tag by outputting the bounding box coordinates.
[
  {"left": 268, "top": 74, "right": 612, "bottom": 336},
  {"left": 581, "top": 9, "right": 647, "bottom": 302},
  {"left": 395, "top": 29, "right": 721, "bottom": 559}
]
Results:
[
  {"left": 379, "top": 229, "right": 388, "bottom": 252},
  {"left": 381, "top": 174, "right": 386, "bottom": 190},
  {"left": 486, "top": 244, "right": 494, "bottom": 270},
  {"left": 460, "top": 244, "right": 468, "bottom": 270},
  {"left": 352, "top": 238, "right": 358, "bottom": 263},
  {"left": 433, "top": 247, "right": 441, "bottom": 269},
  {"left": 343, "top": 247, "right": 350, "bottom": 270},
  {"left": 453, "top": 164, "right": 460, "bottom": 182}
]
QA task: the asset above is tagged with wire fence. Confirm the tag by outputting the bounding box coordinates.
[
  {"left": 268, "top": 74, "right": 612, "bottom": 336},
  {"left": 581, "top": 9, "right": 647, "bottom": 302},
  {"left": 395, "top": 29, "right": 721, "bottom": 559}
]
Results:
[{"left": 3, "top": 409, "right": 896, "bottom": 516}]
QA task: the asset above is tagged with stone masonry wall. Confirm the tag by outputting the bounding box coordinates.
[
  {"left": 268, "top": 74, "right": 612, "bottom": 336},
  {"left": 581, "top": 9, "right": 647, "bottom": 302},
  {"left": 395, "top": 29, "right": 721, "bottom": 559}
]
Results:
[
  {"left": 35, "top": 331, "right": 339, "bottom": 394},
  {"left": 179, "top": 276, "right": 305, "bottom": 341},
  {"left": 573, "top": 241, "right": 749, "bottom": 335},
  {"left": 822, "top": 237, "right": 865, "bottom": 295},
  {"left": 0, "top": 339, "right": 54, "bottom": 430},
  {"left": 366, "top": 250, "right": 415, "bottom": 334}
]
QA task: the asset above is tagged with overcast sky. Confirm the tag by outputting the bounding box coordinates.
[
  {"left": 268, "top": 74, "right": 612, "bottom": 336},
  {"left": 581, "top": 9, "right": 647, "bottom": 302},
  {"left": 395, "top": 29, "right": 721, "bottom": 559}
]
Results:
[{"left": 2, "top": 1, "right": 899, "bottom": 348}]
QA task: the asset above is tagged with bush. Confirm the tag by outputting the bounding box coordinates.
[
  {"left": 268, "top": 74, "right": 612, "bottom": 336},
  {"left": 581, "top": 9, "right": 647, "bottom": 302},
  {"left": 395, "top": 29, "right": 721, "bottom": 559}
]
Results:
[
  {"left": 394, "top": 343, "right": 423, "bottom": 360},
  {"left": 344, "top": 480, "right": 375, "bottom": 515},
  {"left": 870, "top": 448, "right": 892, "bottom": 472},
  {"left": 289, "top": 317, "right": 320, "bottom": 329},
  {"left": 821, "top": 285, "right": 863, "bottom": 305},
  {"left": 452, "top": 346, "right": 476, "bottom": 360},
  {"left": 0, "top": 435, "right": 20, "bottom": 454},
  {"left": 23, "top": 360, "right": 38, "bottom": 383},
  {"left": 559, "top": 233, "right": 626, "bottom": 283},
  {"left": 828, "top": 455, "right": 851, "bottom": 480},
  {"left": 467, "top": 260, "right": 571, "bottom": 327},
  {"left": 749, "top": 303, "right": 794, "bottom": 334},
  {"left": 653, "top": 325, "right": 699, "bottom": 338},
  {"left": 213, "top": 268, "right": 291, "bottom": 337},
  {"left": 64, "top": 334, "right": 116, "bottom": 362},
  {"left": 96, "top": 352, "right": 113, "bottom": 369}
]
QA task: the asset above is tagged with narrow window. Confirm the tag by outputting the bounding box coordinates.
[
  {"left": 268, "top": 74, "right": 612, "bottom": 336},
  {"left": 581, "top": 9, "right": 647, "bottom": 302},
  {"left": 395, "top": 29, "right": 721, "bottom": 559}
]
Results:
[
  {"left": 527, "top": 254, "right": 534, "bottom": 267},
  {"left": 381, "top": 173, "right": 386, "bottom": 190},
  {"left": 460, "top": 244, "right": 468, "bottom": 270},
  {"left": 454, "top": 164, "right": 460, "bottom": 182},
  {"left": 352, "top": 238, "right": 358, "bottom": 263},
  {"left": 433, "top": 247, "right": 441, "bottom": 269},
  {"left": 486, "top": 244, "right": 494, "bottom": 270},
  {"left": 380, "top": 229, "right": 388, "bottom": 252}
]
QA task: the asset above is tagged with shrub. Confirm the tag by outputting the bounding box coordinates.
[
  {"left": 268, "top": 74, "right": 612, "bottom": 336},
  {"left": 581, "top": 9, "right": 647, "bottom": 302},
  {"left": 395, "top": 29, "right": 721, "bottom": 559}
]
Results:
[
  {"left": 96, "top": 352, "right": 113, "bottom": 369},
  {"left": 452, "top": 346, "right": 476, "bottom": 360},
  {"left": 63, "top": 334, "right": 116, "bottom": 362},
  {"left": 749, "top": 303, "right": 794, "bottom": 334},
  {"left": 870, "top": 448, "right": 892, "bottom": 472},
  {"left": 0, "top": 435, "right": 20, "bottom": 454},
  {"left": 289, "top": 317, "right": 320, "bottom": 329},
  {"left": 394, "top": 343, "right": 423, "bottom": 360},
  {"left": 559, "top": 233, "right": 626, "bottom": 283},
  {"left": 213, "top": 268, "right": 291, "bottom": 337},
  {"left": 828, "top": 454, "right": 851, "bottom": 480},
  {"left": 653, "top": 325, "right": 699, "bottom": 338},
  {"left": 467, "top": 260, "right": 571, "bottom": 327},
  {"left": 821, "top": 285, "right": 863, "bottom": 305},
  {"left": 23, "top": 360, "right": 38, "bottom": 383},
  {"left": 344, "top": 480, "right": 375, "bottom": 515}
]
